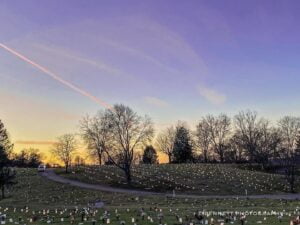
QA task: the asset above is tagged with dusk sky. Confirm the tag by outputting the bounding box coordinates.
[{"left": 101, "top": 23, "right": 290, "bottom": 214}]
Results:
[{"left": 1, "top": 0, "right": 300, "bottom": 156}]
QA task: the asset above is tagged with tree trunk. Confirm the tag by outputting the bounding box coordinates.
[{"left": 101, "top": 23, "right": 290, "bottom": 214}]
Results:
[
  {"left": 1, "top": 186, "right": 4, "bottom": 199},
  {"left": 126, "top": 172, "right": 131, "bottom": 184},
  {"left": 289, "top": 165, "right": 295, "bottom": 193},
  {"left": 290, "top": 180, "right": 295, "bottom": 193},
  {"left": 204, "top": 150, "right": 208, "bottom": 163},
  {"left": 126, "top": 172, "right": 132, "bottom": 185},
  {"left": 98, "top": 153, "right": 102, "bottom": 166},
  {"left": 219, "top": 152, "right": 224, "bottom": 163},
  {"left": 124, "top": 166, "right": 132, "bottom": 185},
  {"left": 65, "top": 164, "right": 69, "bottom": 173},
  {"left": 168, "top": 154, "right": 172, "bottom": 164}
]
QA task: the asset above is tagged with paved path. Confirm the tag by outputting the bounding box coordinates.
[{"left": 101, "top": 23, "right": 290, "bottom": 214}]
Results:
[{"left": 40, "top": 169, "right": 300, "bottom": 200}]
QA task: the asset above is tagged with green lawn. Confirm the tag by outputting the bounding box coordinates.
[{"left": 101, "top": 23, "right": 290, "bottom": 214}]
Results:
[
  {"left": 0, "top": 168, "right": 300, "bottom": 225},
  {"left": 56, "top": 164, "right": 300, "bottom": 195}
]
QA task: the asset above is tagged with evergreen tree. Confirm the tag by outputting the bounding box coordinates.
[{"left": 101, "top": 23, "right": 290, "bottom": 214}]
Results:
[
  {"left": 0, "top": 120, "right": 16, "bottom": 200},
  {"left": 0, "top": 145, "right": 8, "bottom": 167},
  {"left": 0, "top": 120, "right": 13, "bottom": 160},
  {"left": 142, "top": 145, "right": 158, "bottom": 164},
  {"left": 172, "top": 125, "right": 194, "bottom": 163}
]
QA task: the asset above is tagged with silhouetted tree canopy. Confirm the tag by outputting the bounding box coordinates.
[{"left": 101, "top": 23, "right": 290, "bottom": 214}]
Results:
[
  {"left": 156, "top": 126, "right": 175, "bottom": 163},
  {"left": 172, "top": 124, "right": 194, "bottom": 163},
  {"left": 142, "top": 145, "right": 158, "bottom": 164},
  {"left": 52, "top": 134, "right": 77, "bottom": 173},
  {"left": 0, "top": 120, "right": 13, "bottom": 166},
  {"left": 12, "top": 148, "right": 43, "bottom": 168},
  {"left": 103, "top": 104, "right": 154, "bottom": 184},
  {"left": 0, "top": 120, "right": 16, "bottom": 200}
]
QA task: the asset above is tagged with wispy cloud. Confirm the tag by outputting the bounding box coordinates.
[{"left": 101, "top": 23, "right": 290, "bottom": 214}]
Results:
[
  {"left": 0, "top": 43, "right": 113, "bottom": 110},
  {"left": 95, "top": 36, "right": 179, "bottom": 74},
  {"left": 33, "top": 43, "right": 125, "bottom": 77},
  {"left": 197, "top": 85, "right": 227, "bottom": 105},
  {"left": 144, "top": 96, "right": 169, "bottom": 108},
  {"left": 95, "top": 17, "right": 209, "bottom": 75}
]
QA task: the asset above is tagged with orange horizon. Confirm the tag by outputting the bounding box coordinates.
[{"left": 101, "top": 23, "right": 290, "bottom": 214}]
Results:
[{"left": 14, "top": 142, "right": 169, "bottom": 165}]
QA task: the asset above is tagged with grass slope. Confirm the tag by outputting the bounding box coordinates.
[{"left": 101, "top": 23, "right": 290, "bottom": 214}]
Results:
[
  {"left": 0, "top": 169, "right": 299, "bottom": 225},
  {"left": 57, "top": 164, "right": 300, "bottom": 195}
]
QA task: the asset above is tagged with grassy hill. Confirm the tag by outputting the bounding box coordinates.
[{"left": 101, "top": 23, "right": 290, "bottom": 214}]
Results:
[
  {"left": 56, "top": 164, "right": 299, "bottom": 195},
  {"left": 0, "top": 168, "right": 300, "bottom": 225}
]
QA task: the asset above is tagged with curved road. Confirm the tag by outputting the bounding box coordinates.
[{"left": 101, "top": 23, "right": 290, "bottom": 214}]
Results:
[{"left": 40, "top": 169, "right": 300, "bottom": 200}]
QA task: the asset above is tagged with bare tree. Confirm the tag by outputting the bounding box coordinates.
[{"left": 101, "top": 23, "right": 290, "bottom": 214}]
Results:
[
  {"left": 228, "top": 134, "right": 245, "bottom": 162},
  {"left": 74, "top": 155, "right": 85, "bottom": 167},
  {"left": 256, "top": 121, "right": 281, "bottom": 168},
  {"left": 234, "top": 110, "right": 264, "bottom": 162},
  {"left": 52, "top": 134, "right": 77, "bottom": 173},
  {"left": 195, "top": 119, "right": 211, "bottom": 162},
  {"left": 233, "top": 111, "right": 281, "bottom": 168},
  {"left": 206, "top": 114, "right": 231, "bottom": 162},
  {"left": 278, "top": 116, "right": 300, "bottom": 153},
  {"left": 156, "top": 126, "right": 176, "bottom": 163},
  {"left": 103, "top": 104, "right": 154, "bottom": 184},
  {"left": 278, "top": 116, "right": 300, "bottom": 193},
  {"left": 80, "top": 112, "right": 111, "bottom": 165}
]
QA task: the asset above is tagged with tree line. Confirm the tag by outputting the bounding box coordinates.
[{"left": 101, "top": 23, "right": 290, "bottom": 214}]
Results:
[
  {"left": 73, "top": 105, "right": 299, "bottom": 191},
  {"left": 156, "top": 111, "right": 300, "bottom": 192},
  {"left": 1, "top": 104, "right": 300, "bottom": 196},
  {"left": 159, "top": 111, "right": 300, "bottom": 166}
]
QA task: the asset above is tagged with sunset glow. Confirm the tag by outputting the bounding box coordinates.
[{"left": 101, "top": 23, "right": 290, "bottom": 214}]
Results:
[
  {"left": 0, "top": 43, "right": 113, "bottom": 110},
  {"left": 1, "top": 0, "right": 300, "bottom": 163}
]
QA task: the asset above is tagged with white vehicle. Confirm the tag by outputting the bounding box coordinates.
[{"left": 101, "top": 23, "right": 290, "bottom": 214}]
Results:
[{"left": 37, "top": 164, "right": 46, "bottom": 172}]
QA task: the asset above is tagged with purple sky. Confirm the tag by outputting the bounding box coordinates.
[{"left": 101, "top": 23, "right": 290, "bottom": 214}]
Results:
[{"left": 1, "top": 0, "right": 300, "bottom": 147}]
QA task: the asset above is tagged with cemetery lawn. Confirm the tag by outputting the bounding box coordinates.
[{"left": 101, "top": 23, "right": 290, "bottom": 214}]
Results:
[
  {"left": 0, "top": 168, "right": 300, "bottom": 225},
  {"left": 55, "top": 164, "right": 300, "bottom": 195}
]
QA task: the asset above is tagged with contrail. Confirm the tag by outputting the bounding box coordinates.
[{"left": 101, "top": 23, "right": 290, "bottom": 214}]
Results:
[{"left": 0, "top": 43, "right": 113, "bottom": 110}]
